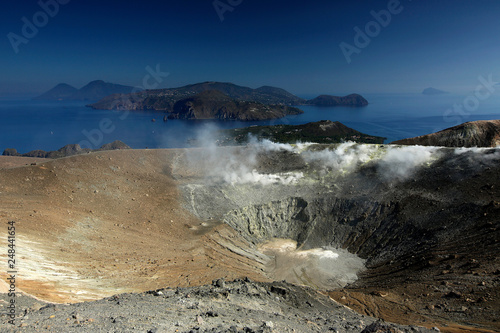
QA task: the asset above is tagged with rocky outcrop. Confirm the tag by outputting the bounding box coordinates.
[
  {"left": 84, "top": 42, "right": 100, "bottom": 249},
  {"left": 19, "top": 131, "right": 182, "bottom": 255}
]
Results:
[
  {"left": 392, "top": 120, "right": 500, "bottom": 147},
  {"left": 306, "top": 94, "right": 368, "bottom": 106},
  {"left": 97, "top": 140, "right": 131, "bottom": 151},
  {"left": 2, "top": 148, "right": 20, "bottom": 156},
  {"left": 2, "top": 140, "right": 130, "bottom": 159}
]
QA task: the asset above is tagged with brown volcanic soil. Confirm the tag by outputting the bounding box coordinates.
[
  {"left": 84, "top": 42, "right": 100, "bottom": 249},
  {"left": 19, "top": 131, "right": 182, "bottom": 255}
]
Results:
[
  {"left": 0, "top": 156, "right": 48, "bottom": 169},
  {"left": 0, "top": 150, "right": 267, "bottom": 303}
]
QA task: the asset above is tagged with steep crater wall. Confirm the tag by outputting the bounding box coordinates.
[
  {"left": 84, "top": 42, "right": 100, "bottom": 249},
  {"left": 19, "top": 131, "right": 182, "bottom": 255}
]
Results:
[
  {"left": 219, "top": 147, "right": 500, "bottom": 268},
  {"left": 223, "top": 196, "right": 409, "bottom": 266},
  {"left": 177, "top": 145, "right": 499, "bottom": 290},
  {"left": 223, "top": 191, "right": 494, "bottom": 267}
]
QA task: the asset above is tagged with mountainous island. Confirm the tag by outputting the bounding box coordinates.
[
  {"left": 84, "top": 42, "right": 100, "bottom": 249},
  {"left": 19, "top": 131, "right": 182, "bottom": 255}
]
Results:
[
  {"left": 214, "top": 120, "right": 385, "bottom": 145},
  {"left": 33, "top": 80, "right": 136, "bottom": 101},
  {"left": 85, "top": 81, "right": 369, "bottom": 121},
  {"left": 422, "top": 87, "right": 449, "bottom": 95},
  {"left": 392, "top": 119, "right": 500, "bottom": 147}
]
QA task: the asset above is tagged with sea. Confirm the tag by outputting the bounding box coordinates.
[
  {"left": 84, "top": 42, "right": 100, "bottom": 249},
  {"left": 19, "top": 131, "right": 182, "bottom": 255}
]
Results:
[{"left": 1, "top": 93, "right": 500, "bottom": 153}]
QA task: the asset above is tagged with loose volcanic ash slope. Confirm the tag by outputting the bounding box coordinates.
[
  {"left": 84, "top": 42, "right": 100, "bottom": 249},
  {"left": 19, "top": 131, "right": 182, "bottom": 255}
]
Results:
[{"left": 0, "top": 149, "right": 269, "bottom": 304}]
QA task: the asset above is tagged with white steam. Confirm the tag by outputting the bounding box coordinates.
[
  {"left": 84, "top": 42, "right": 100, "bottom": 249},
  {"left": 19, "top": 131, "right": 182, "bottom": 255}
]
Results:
[
  {"left": 303, "top": 143, "right": 441, "bottom": 181},
  {"left": 377, "top": 145, "right": 441, "bottom": 180},
  {"left": 187, "top": 124, "right": 497, "bottom": 185},
  {"left": 259, "top": 239, "right": 365, "bottom": 289},
  {"left": 454, "top": 146, "right": 500, "bottom": 159},
  {"left": 247, "top": 137, "right": 295, "bottom": 152},
  {"left": 302, "top": 142, "right": 379, "bottom": 173},
  {"left": 222, "top": 170, "right": 304, "bottom": 185},
  {"left": 186, "top": 125, "right": 305, "bottom": 185}
]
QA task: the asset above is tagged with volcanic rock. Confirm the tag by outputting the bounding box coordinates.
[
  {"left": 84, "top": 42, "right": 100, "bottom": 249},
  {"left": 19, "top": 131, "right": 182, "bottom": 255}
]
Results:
[{"left": 392, "top": 120, "right": 500, "bottom": 147}]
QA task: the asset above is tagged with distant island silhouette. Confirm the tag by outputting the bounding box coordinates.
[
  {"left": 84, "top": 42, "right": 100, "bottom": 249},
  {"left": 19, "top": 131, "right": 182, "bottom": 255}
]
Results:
[
  {"left": 422, "top": 87, "right": 449, "bottom": 95},
  {"left": 33, "top": 80, "right": 136, "bottom": 101},
  {"left": 35, "top": 80, "right": 370, "bottom": 121}
]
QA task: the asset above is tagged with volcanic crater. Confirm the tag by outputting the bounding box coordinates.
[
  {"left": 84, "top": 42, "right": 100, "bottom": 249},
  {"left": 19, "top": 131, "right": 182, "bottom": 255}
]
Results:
[{"left": 0, "top": 143, "right": 498, "bottom": 332}]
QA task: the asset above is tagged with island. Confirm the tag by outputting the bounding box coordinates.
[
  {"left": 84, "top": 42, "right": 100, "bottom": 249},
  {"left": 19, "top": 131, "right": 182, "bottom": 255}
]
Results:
[
  {"left": 33, "top": 80, "right": 137, "bottom": 101},
  {"left": 306, "top": 94, "right": 368, "bottom": 106},
  {"left": 212, "top": 120, "right": 385, "bottom": 145},
  {"left": 422, "top": 87, "right": 449, "bottom": 95},
  {"left": 86, "top": 81, "right": 369, "bottom": 120}
]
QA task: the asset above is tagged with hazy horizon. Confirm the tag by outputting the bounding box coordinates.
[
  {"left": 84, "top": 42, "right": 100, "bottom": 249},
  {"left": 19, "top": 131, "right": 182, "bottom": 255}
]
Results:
[{"left": 2, "top": 1, "right": 500, "bottom": 98}]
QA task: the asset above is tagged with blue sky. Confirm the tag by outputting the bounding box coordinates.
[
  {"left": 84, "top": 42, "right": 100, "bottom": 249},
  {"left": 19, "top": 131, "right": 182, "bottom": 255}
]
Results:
[{"left": 1, "top": 0, "right": 500, "bottom": 98}]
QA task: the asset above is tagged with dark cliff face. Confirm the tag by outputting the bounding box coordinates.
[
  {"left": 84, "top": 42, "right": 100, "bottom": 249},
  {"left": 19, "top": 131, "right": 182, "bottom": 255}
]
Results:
[
  {"left": 168, "top": 90, "right": 303, "bottom": 121},
  {"left": 306, "top": 94, "right": 368, "bottom": 106},
  {"left": 392, "top": 120, "right": 500, "bottom": 147}
]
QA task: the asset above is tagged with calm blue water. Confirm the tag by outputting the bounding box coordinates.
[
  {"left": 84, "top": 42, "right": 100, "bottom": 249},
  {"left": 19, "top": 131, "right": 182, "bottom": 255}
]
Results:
[{"left": 1, "top": 94, "right": 499, "bottom": 153}]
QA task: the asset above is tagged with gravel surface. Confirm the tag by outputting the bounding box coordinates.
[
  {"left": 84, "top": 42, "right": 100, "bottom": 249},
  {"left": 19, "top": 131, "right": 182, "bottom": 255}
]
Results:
[{"left": 1, "top": 279, "right": 434, "bottom": 332}]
